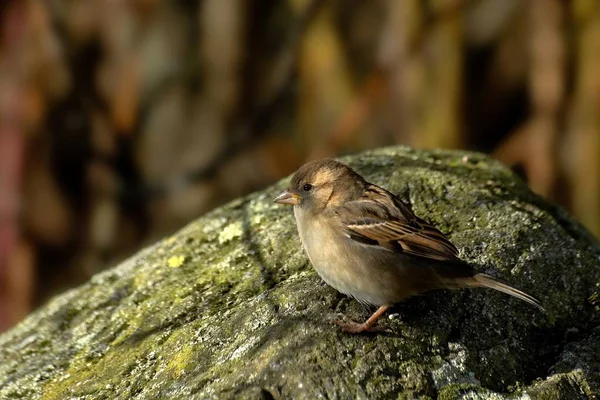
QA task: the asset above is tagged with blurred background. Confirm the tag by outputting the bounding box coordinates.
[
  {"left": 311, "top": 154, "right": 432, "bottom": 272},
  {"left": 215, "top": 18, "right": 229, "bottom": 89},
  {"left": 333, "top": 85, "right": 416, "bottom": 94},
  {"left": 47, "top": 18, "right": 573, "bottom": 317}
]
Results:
[{"left": 1, "top": 0, "right": 599, "bottom": 332}]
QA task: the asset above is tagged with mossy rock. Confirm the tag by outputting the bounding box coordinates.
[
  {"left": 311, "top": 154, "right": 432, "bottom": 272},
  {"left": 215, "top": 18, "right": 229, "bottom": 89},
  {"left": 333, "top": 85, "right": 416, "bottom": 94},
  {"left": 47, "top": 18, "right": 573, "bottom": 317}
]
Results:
[{"left": 1, "top": 146, "right": 599, "bottom": 399}]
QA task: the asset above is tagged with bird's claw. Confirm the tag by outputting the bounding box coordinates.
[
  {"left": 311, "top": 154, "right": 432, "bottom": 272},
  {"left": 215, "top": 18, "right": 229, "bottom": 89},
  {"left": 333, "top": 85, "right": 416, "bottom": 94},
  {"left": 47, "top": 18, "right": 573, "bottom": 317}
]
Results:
[{"left": 330, "top": 314, "right": 383, "bottom": 333}]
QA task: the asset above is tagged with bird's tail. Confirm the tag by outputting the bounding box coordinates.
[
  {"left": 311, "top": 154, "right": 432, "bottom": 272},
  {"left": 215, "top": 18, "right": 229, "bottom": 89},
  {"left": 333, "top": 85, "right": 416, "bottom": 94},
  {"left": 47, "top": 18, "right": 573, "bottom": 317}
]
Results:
[{"left": 469, "top": 273, "right": 545, "bottom": 312}]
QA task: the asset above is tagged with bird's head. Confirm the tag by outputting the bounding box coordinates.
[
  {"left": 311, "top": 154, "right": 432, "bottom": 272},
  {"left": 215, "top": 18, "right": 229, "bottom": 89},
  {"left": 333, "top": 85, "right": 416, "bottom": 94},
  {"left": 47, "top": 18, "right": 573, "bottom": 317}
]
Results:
[{"left": 274, "top": 158, "right": 365, "bottom": 211}]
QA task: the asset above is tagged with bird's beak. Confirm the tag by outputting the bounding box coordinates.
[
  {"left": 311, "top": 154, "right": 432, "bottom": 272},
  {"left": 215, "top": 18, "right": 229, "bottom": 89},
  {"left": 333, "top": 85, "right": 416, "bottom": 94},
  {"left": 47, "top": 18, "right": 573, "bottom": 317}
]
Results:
[{"left": 274, "top": 190, "right": 302, "bottom": 205}]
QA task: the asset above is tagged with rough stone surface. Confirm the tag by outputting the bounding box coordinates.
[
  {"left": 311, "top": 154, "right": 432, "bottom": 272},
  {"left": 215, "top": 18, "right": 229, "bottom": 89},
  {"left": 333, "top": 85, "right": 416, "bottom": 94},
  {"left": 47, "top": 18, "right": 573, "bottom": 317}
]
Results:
[{"left": 1, "top": 146, "right": 599, "bottom": 399}]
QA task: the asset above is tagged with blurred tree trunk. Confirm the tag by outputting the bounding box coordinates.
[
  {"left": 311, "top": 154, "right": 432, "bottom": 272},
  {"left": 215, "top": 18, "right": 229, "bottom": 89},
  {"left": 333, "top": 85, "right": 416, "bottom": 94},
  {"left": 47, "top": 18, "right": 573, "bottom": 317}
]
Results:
[
  {"left": 380, "top": 0, "right": 464, "bottom": 149},
  {"left": 0, "top": 1, "right": 34, "bottom": 331},
  {"left": 493, "top": 0, "right": 564, "bottom": 198},
  {"left": 565, "top": 0, "right": 600, "bottom": 237},
  {"left": 295, "top": 0, "right": 356, "bottom": 156}
]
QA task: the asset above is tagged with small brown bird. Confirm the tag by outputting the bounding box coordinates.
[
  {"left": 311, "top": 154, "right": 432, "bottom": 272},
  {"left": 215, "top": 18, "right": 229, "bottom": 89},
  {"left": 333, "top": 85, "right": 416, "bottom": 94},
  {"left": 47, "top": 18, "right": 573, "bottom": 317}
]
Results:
[{"left": 274, "top": 158, "right": 544, "bottom": 333}]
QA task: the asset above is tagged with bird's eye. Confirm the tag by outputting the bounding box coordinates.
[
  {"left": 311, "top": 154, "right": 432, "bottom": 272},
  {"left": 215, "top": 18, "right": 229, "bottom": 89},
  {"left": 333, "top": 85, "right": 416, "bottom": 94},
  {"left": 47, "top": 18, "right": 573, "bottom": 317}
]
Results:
[{"left": 303, "top": 183, "right": 313, "bottom": 192}]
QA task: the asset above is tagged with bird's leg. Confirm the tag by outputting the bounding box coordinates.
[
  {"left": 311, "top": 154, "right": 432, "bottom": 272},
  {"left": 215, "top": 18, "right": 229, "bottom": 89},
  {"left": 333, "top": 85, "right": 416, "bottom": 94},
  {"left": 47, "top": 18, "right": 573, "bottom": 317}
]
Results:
[{"left": 333, "top": 305, "right": 391, "bottom": 333}]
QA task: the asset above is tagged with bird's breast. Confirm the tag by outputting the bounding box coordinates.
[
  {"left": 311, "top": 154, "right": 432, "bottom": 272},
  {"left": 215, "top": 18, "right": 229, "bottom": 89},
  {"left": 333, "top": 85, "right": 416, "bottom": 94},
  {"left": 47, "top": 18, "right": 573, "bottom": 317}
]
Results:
[{"left": 294, "top": 208, "right": 415, "bottom": 305}]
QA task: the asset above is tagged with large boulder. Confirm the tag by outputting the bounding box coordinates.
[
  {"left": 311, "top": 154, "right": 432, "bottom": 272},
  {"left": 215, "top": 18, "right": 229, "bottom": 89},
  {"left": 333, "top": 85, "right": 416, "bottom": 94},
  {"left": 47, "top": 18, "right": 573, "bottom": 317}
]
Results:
[{"left": 1, "top": 146, "right": 599, "bottom": 399}]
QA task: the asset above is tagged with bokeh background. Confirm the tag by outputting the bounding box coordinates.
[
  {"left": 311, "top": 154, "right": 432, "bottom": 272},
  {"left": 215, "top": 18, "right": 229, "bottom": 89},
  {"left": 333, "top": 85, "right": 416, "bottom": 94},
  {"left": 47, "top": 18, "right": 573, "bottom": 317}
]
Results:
[{"left": 1, "top": 0, "right": 599, "bottom": 332}]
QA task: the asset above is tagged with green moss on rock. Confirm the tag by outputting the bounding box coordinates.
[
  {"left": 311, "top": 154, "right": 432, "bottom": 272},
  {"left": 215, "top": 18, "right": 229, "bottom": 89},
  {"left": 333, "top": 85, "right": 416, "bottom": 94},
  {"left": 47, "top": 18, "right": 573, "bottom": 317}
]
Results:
[{"left": 1, "top": 146, "right": 599, "bottom": 399}]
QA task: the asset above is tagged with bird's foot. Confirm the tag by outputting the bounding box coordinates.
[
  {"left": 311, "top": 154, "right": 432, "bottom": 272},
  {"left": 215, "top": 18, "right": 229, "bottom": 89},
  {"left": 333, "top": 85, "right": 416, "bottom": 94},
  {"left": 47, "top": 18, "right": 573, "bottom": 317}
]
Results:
[{"left": 331, "top": 314, "right": 383, "bottom": 334}]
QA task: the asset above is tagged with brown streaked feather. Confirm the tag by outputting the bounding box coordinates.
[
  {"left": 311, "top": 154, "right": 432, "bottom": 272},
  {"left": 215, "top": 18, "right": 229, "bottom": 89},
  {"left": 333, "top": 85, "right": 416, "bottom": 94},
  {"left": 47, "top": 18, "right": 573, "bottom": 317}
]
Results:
[{"left": 339, "top": 184, "right": 460, "bottom": 262}]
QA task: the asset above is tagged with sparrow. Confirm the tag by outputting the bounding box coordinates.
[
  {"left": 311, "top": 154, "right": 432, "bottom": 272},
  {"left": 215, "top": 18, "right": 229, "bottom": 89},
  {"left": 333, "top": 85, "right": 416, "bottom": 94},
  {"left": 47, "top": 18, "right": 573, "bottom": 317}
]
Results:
[{"left": 274, "top": 158, "right": 544, "bottom": 333}]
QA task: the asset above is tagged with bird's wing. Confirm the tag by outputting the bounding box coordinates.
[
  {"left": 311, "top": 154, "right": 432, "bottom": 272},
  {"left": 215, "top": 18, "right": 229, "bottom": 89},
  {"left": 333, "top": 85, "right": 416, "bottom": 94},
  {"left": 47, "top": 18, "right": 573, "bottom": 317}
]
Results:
[{"left": 338, "top": 184, "right": 460, "bottom": 262}]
